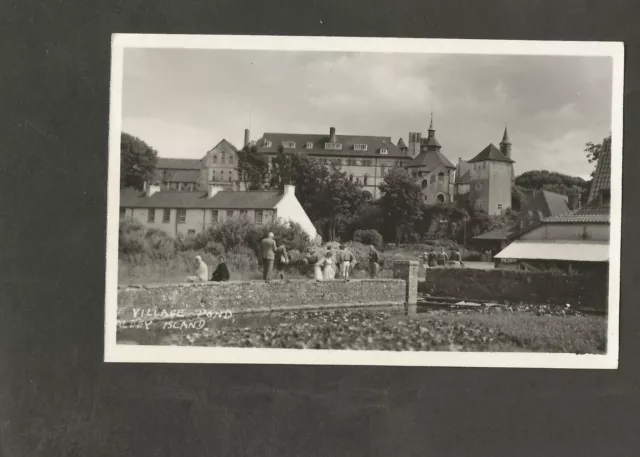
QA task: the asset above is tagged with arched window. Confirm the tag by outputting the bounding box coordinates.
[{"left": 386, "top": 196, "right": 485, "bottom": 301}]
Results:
[
  {"left": 421, "top": 180, "right": 428, "bottom": 189},
  {"left": 221, "top": 153, "right": 226, "bottom": 164},
  {"left": 229, "top": 155, "right": 234, "bottom": 164},
  {"left": 437, "top": 194, "right": 445, "bottom": 204},
  {"left": 438, "top": 172, "right": 445, "bottom": 184},
  {"left": 363, "top": 191, "right": 373, "bottom": 201},
  {"left": 363, "top": 174, "right": 369, "bottom": 185},
  {"left": 212, "top": 155, "right": 217, "bottom": 164},
  {"left": 211, "top": 170, "right": 216, "bottom": 181}
]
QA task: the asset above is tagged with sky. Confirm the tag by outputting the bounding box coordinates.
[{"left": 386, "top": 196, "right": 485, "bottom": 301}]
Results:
[{"left": 121, "top": 48, "right": 613, "bottom": 179}]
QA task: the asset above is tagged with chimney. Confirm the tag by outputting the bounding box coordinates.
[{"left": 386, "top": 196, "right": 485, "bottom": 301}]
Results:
[
  {"left": 329, "top": 126, "right": 336, "bottom": 143},
  {"left": 208, "top": 184, "right": 224, "bottom": 198},
  {"left": 568, "top": 193, "right": 581, "bottom": 211},
  {"left": 283, "top": 184, "right": 296, "bottom": 197},
  {"left": 244, "top": 129, "right": 250, "bottom": 147},
  {"left": 145, "top": 183, "right": 161, "bottom": 197}
]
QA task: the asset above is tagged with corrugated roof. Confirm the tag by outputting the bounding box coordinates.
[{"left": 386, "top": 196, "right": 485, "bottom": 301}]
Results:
[
  {"left": 255, "top": 132, "right": 406, "bottom": 158},
  {"left": 120, "top": 188, "right": 284, "bottom": 209},
  {"left": 587, "top": 136, "right": 611, "bottom": 202},
  {"left": 468, "top": 143, "right": 514, "bottom": 163},
  {"left": 157, "top": 158, "right": 201, "bottom": 170},
  {"left": 495, "top": 240, "right": 609, "bottom": 262},
  {"left": 406, "top": 150, "right": 456, "bottom": 170}
]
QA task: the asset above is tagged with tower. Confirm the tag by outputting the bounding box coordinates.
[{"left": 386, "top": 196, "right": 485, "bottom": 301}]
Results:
[
  {"left": 422, "top": 113, "right": 442, "bottom": 153},
  {"left": 499, "top": 126, "right": 512, "bottom": 159},
  {"left": 407, "top": 132, "right": 422, "bottom": 158}
]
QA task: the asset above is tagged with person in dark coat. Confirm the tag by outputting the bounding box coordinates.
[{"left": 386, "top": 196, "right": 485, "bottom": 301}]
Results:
[
  {"left": 274, "top": 243, "right": 289, "bottom": 280},
  {"left": 210, "top": 256, "right": 230, "bottom": 282}
]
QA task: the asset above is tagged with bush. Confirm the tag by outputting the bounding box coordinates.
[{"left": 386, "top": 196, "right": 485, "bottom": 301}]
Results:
[
  {"left": 353, "top": 229, "right": 383, "bottom": 248},
  {"left": 204, "top": 241, "right": 226, "bottom": 257}
]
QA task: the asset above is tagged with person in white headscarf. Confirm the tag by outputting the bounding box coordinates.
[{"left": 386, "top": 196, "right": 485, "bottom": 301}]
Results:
[{"left": 186, "top": 255, "right": 209, "bottom": 282}]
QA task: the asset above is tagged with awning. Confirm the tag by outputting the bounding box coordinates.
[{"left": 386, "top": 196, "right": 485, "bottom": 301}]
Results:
[{"left": 494, "top": 240, "right": 609, "bottom": 262}]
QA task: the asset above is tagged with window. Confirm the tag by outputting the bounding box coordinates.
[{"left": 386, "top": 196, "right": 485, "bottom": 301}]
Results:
[
  {"left": 476, "top": 182, "right": 483, "bottom": 190},
  {"left": 363, "top": 174, "right": 369, "bottom": 185},
  {"left": 353, "top": 144, "right": 368, "bottom": 151},
  {"left": 221, "top": 170, "right": 225, "bottom": 181},
  {"left": 379, "top": 148, "right": 388, "bottom": 155},
  {"left": 211, "top": 210, "right": 219, "bottom": 222},
  {"left": 240, "top": 209, "right": 248, "bottom": 217},
  {"left": 438, "top": 172, "right": 445, "bottom": 184},
  {"left": 380, "top": 165, "right": 386, "bottom": 176},
  {"left": 264, "top": 140, "right": 273, "bottom": 147},
  {"left": 363, "top": 159, "right": 372, "bottom": 166},
  {"left": 282, "top": 141, "right": 296, "bottom": 148},
  {"left": 163, "top": 209, "right": 171, "bottom": 223},
  {"left": 226, "top": 210, "right": 234, "bottom": 218},
  {"left": 229, "top": 173, "right": 232, "bottom": 182},
  {"left": 497, "top": 204, "right": 503, "bottom": 213},
  {"left": 421, "top": 180, "right": 428, "bottom": 189},
  {"left": 188, "top": 229, "right": 196, "bottom": 237},
  {"left": 430, "top": 174, "right": 436, "bottom": 183},
  {"left": 221, "top": 153, "right": 226, "bottom": 165},
  {"left": 324, "top": 142, "right": 343, "bottom": 150},
  {"left": 255, "top": 210, "right": 263, "bottom": 224},
  {"left": 177, "top": 209, "right": 186, "bottom": 224},
  {"left": 212, "top": 155, "right": 217, "bottom": 164},
  {"left": 229, "top": 155, "right": 234, "bottom": 164},
  {"left": 147, "top": 209, "right": 155, "bottom": 223},
  {"left": 306, "top": 142, "right": 313, "bottom": 149}
]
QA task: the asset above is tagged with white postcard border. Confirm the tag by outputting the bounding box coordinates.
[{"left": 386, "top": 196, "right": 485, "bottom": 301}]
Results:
[{"left": 105, "top": 34, "right": 624, "bottom": 369}]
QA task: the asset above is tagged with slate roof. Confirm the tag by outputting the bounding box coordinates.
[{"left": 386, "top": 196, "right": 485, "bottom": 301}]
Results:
[
  {"left": 587, "top": 136, "right": 612, "bottom": 203},
  {"left": 423, "top": 135, "right": 442, "bottom": 148},
  {"left": 397, "top": 138, "right": 407, "bottom": 149},
  {"left": 455, "top": 170, "right": 471, "bottom": 184},
  {"left": 468, "top": 143, "right": 515, "bottom": 163},
  {"left": 255, "top": 132, "right": 406, "bottom": 158},
  {"left": 153, "top": 169, "right": 200, "bottom": 183},
  {"left": 406, "top": 150, "right": 456, "bottom": 170},
  {"left": 120, "top": 188, "right": 284, "bottom": 209},
  {"left": 156, "top": 158, "right": 201, "bottom": 170}
]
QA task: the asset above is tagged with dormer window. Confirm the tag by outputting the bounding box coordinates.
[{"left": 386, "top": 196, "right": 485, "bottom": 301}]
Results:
[
  {"left": 264, "top": 140, "right": 272, "bottom": 147},
  {"left": 353, "top": 144, "right": 368, "bottom": 151},
  {"left": 306, "top": 142, "right": 313, "bottom": 149},
  {"left": 324, "top": 142, "right": 342, "bottom": 150},
  {"left": 379, "top": 148, "right": 388, "bottom": 155},
  {"left": 282, "top": 141, "right": 296, "bottom": 148},
  {"left": 249, "top": 140, "right": 256, "bottom": 146}
]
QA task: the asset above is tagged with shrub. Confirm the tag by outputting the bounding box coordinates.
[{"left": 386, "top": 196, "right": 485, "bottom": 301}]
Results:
[
  {"left": 204, "top": 241, "right": 226, "bottom": 257},
  {"left": 353, "top": 229, "right": 383, "bottom": 248}
]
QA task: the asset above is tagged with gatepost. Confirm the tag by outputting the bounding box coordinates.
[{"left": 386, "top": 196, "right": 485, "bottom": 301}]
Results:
[{"left": 392, "top": 260, "right": 419, "bottom": 309}]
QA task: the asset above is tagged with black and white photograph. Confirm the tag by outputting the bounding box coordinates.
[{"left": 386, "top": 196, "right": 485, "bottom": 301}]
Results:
[{"left": 105, "top": 35, "right": 623, "bottom": 368}]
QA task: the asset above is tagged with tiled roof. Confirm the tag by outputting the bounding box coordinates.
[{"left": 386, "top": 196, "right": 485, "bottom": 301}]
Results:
[
  {"left": 153, "top": 169, "right": 200, "bottom": 183},
  {"left": 120, "top": 188, "right": 284, "bottom": 209},
  {"left": 255, "top": 132, "right": 406, "bottom": 158},
  {"left": 587, "top": 136, "right": 611, "bottom": 203},
  {"left": 156, "top": 158, "right": 201, "bottom": 170},
  {"left": 473, "top": 225, "right": 518, "bottom": 241},
  {"left": 207, "top": 139, "right": 239, "bottom": 155},
  {"left": 543, "top": 199, "right": 610, "bottom": 224},
  {"left": 468, "top": 143, "right": 514, "bottom": 163},
  {"left": 406, "top": 150, "right": 456, "bottom": 170}
]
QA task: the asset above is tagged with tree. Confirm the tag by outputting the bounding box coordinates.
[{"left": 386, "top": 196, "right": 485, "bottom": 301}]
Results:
[
  {"left": 120, "top": 133, "right": 159, "bottom": 190},
  {"left": 237, "top": 144, "right": 269, "bottom": 190},
  {"left": 377, "top": 167, "right": 423, "bottom": 242},
  {"left": 585, "top": 135, "right": 610, "bottom": 164},
  {"left": 269, "top": 149, "right": 367, "bottom": 240},
  {"left": 514, "top": 169, "right": 590, "bottom": 202}
]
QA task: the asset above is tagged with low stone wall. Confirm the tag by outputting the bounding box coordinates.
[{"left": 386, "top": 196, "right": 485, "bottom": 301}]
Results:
[
  {"left": 118, "top": 279, "right": 407, "bottom": 320},
  {"left": 420, "top": 268, "right": 608, "bottom": 310}
]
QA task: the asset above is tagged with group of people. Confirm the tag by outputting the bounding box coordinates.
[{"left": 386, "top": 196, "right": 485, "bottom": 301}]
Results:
[
  {"left": 310, "top": 244, "right": 382, "bottom": 281},
  {"left": 185, "top": 232, "right": 386, "bottom": 283},
  {"left": 421, "top": 247, "right": 463, "bottom": 268},
  {"left": 185, "top": 255, "right": 230, "bottom": 283}
]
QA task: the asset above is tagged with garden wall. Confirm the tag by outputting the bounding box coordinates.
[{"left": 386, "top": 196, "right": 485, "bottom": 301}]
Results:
[
  {"left": 420, "top": 268, "right": 608, "bottom": 310},
  {"left": 118, "top": 279, "right": 406, "bottom": 320}
]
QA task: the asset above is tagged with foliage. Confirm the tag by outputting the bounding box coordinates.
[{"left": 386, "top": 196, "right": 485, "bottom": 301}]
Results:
[
  {"left": 269, "top": 149, "right": 367, "bottom": 240},
  {"left": 353, "top": 229, "right": 383, "bottom": 248},
  {"left": 378, "top": 167, "right": 423, "bottom": 242},
  {"left": 585, "top": 134, "right": 610, "bottom": 164},
  {"left": 344, "top": 203, "right": 384, "bottom": 239},
  {"left": 120, "top": 132, "right": 159, "bottom": 190},
  {"left": 237, "top": 144, "right": 269, "bottom": 190}
]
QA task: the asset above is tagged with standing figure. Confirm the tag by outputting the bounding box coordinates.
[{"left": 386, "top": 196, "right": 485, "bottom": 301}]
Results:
[
  {"left": 427, "top": 248, "right": 438, "bottom": 268},
  {"left": 449, "top": 248, "right": 462, "bottom": 268},
  {"left": 261, "top": 232, "right": 277, "bottom": 282},
  {"left": 186, "top": 255, "right": 209, "bottom": 282},
  {"left": 321, "top": 251, "right": 336, "bottom": 280},
  {"left": 436, "top": 248, "right": 448, "bottom": 267},
  {"left": 368, "top": 245, "right": 381, "bottom": 278},
  {"left": 338, "top": 244, "right": 354, "bottom": 280},
  {"left": 274, "top": 243, "right": 289, "bottom": 280}
]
